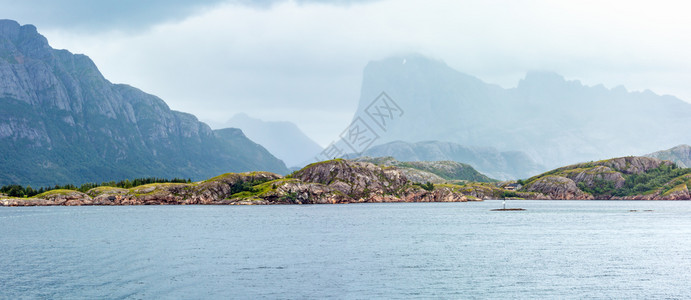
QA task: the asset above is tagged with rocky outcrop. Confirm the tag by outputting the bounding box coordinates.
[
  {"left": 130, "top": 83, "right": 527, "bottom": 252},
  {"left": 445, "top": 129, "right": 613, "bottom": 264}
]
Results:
[
  {"left": 519, "top": 156, "right": 691, "bottom": 200},
  {"left": 660, "top": 187, "right": 691, "bottom": 200},
  {"left": 600, "top": 156, "right": 670, "bottom": 175},
  {"left": 1, "top": 160, "right": 475, "bottom": 206},
  {"left": 0, "top": 190, "right": 92, "bottom": 206},
  {"left": 524, "top": 175, "right": 594, "bottom": 200},
  {"left": 294, "top": 160, "right": 408, "bottom": 199},
  {"left": 352, "top": 156, "right": 496, "bottom": 183},
  {"left": 398, "top": 168, "right": 447, "bottom": 184},
  {"left": 562, "top": 166, "right": 626, "bottom": 189},
  {"left": 265, "top": 180, "right": 350, "bottom": 204},
  {"left": 401, "top": 186, "right": 469, "bottom": 202}
]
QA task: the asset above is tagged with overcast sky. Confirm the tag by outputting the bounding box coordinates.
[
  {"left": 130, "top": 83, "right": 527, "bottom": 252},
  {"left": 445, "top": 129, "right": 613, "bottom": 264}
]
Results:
[{"left": 4, "top": 0, "right": 691, "bottom": 146}]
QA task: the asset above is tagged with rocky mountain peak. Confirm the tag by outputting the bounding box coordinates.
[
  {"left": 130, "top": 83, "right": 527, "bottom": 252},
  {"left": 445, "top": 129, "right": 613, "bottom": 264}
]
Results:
[
  {"left": 0, "top": 19, "right": 21, "bottom": 39},
  {"left": 0, "top": 20, "right": 49, "bottom": 54},
  {"left": 362, "top": 53, "right": 463, "bottom": 83},
  {"left": 517, "top": 71, "right": 569, "bottom": 89}
]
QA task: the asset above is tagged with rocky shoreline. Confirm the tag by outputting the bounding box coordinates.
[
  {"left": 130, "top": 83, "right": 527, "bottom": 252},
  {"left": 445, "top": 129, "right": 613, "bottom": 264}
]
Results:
[
  {"left": 3, "top": 156, "right": 691, "bottom": 207},
  {"left": 0, "top": 160, "right": 476, "bottom": 206}
]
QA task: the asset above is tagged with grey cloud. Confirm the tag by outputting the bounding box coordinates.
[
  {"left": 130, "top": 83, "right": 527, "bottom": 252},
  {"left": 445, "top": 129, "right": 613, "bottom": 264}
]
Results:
[
  {"left": 1, "top": 0, "right": 228, "bottom": 32},
  {"left": 1, "top": 0, "right": 380, "bottom": 32}
]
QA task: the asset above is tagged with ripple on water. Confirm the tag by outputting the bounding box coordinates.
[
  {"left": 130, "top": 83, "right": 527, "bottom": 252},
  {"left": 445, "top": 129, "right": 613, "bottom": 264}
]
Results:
[{"left": 2, "top": 201, "right": 691, "bottom": 298}]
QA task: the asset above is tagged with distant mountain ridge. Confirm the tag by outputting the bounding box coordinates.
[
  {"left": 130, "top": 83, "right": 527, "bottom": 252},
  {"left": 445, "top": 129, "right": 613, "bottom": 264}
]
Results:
[
  {"left": 221, "top": 113, "right": 323, "bottom": 168},
  {"left": 350, "top": 54, "right": 691, "bottom": 169},
  {"left": 646, "top": 145, "right": 691, "bottom": 168},
  {"left": 349, "top": 140, "right": 545, "bottom": 180},
  {"left": 0, "top": 19, "right": 288, "bottom": 186}
]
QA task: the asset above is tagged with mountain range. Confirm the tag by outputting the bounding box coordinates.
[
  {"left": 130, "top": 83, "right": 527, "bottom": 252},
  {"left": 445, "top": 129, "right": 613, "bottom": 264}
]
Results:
[
  {"left": 4, "top": 19, "right": 691, "bottom": 188},
  {"left": 0, "top": 19, "right": 287, "bottom": 187},
  {"left": 347, "top": 54, "right": 691, "bottom": 171}
]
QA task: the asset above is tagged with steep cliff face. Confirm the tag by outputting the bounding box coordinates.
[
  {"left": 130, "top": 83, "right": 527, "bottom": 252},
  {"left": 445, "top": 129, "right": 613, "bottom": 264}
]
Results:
[
  {"left": 0, "top": 20, "right": 287, "bottom": 186},
  {"left": 521, "top": 156, "right": 690, "bottom": 200}
]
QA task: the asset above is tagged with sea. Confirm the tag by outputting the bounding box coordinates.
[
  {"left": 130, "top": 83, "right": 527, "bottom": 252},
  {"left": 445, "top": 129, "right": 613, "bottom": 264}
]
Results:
[{"left": 2, "top": 200, "right": 691, "bottom": 299}]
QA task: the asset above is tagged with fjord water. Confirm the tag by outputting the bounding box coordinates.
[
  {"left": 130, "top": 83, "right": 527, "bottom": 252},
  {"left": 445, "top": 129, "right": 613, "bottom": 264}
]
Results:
[{"left": 2, "top": 201, "right": 691, "bottom": 299}]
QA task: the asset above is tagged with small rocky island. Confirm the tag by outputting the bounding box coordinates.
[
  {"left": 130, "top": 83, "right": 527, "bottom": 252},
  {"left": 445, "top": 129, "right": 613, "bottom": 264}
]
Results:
[{"left": 0, "top": 160, "right": 477, "bottom": 206}]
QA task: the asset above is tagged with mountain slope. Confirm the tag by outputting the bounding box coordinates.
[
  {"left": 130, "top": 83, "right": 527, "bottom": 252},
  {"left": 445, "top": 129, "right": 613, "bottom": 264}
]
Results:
[
  {"left": 0, "top": 20, "right": 287, "bottom": 186},
  {"left": 221, "top": 113, "right": 323, "bottom": 167},
  {"left": 350, "top": 140, "right": 544, "bottom": 180},
  {"left": 350, "top": 54, "right": 691, "bottom": 169},
  {"left": 646, "top": 145, "right": 691, "bottom": 168}
]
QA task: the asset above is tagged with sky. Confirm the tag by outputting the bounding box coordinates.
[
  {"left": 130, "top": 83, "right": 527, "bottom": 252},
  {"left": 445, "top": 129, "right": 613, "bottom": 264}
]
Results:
[{"left": 3, "top": 0, "right": 691, "bottom": 146}]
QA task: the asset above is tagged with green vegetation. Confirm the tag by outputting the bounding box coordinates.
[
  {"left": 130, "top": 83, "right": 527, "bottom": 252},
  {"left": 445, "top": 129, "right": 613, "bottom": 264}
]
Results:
[
  {"left": 413, "top": 181, "right": 435, "bottom": 191},
  {"left": 455, "top": 182, "right": 505, "bottom": 199},
  {"left": 572, "top": 164, "right": 691, "bottom": 197},
  {"left": 1, "top": 185, "right": 39, "bottom": 198},
  {"left": 35, "top": 189, "right": 80, "bottom": 198},
  {"left": 301, "top": 159, "right": 345, "bottom": 170},
  {"left": 281, "top": 192, "right": 298, "bottom": 203},
  {"left": 502, "top": 191, "right": 519, "bottom": 198},
  {"left": 0, "top": 177, "right": 191, "bottom": 198},
  {"left": 228, "top": 179, "right": 263, "bottom": 195},
  {"left": 613, "top": 164, "right": 691, "bottom": 196},
  {"left": 229, "top": 178, "right": 298, "bottom": 199}
]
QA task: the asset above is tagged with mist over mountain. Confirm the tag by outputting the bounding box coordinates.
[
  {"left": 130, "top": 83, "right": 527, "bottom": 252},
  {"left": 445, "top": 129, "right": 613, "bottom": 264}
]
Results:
[
  {"left": 350, "top": 54, "right": 691, "bottom": 170},
  {"left": 349, "top": 141, "right": 544, "bottom": 180},
  {"left": 0, "top": 20, "right": 287, "bottom": 186},
  {"left": 221, "top": 113, "right": 323, "bottom": 167}
]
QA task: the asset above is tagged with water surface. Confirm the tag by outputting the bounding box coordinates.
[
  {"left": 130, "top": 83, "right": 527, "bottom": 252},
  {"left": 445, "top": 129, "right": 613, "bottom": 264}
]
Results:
[{"left": 2, "top": 201, "right": 691, "bottom": 298}]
